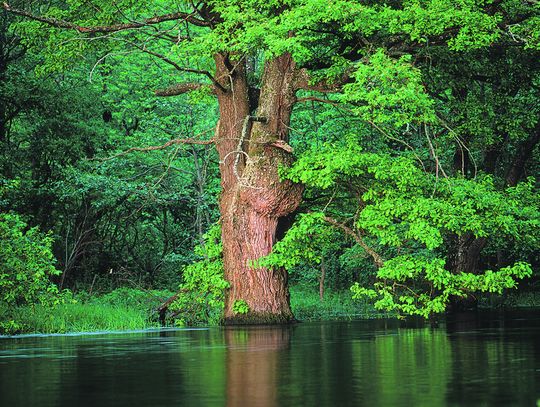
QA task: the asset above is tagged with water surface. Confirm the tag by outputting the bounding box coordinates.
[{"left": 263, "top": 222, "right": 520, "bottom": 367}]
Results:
[{"left": 1, "top": 311, "right": 539, "bottom": 406}]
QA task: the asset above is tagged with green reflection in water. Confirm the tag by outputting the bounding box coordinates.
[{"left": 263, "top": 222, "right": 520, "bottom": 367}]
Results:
[
  {"left": 352, "top": 328, "right": 451, "bottom": 407},
  {"left": 0, "top": 314, "right": 539, "bottom": 407}
]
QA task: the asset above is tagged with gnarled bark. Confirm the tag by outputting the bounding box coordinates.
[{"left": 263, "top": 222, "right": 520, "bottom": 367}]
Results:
[{"left": 215, "top": 53, "right": 303, "bottom": 324}]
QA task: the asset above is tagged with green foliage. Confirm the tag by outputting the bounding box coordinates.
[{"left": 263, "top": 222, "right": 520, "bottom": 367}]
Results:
[
  {"left": 285, "top": 141, "right": 422, "bottom": 191},
  {"left": 0, "top": 287, "right": 173, "bottom": 335},
  {"left": 204, "top": 0, "right": 511, "bottom": 58},
  {"left": 0, "top": 188, "right": 76, "bottom": 334},
  {"left": 0, "top": 212, "right": 62, "bottom": 307},
  {"left": 356, "top": 175, "right": 540, "bottom": 251},
  {"left": 1, "top": 13, "right": 221, "bottom": 290},
  {"left": 85, "top": 287, "right": 174, "bottom": 311},
  {"left": 290, "top": 285, "right": 382, "bottom": 321},
  {"left": 257, "top": 212, "right": 334, "bottom": 269},
  {"left": 351, "top": 259, "right": 532, "bottom": 318},
  {"left": 232, "top": 299, "right": 250, "bottom": 315},
  {"left": 342, "top": 50, "right": 436, "bottom": 126},
  {"left": 257, "top": 211, "right": 362, "bottom": 291},
  {"left": 279, "top": 142, "right": 539, "bottom": 318},
  {"left": 1, "top": 302, "right": 152, "bottom": 335},
  {"left": 337, "top": 245, "right": 377, "bottom": 288},
  {"left": 3, "top": 0, "right": 540, "bottom": 327},
  {"left": 169, "top": 224, "right": 229, "bottom": 326}
]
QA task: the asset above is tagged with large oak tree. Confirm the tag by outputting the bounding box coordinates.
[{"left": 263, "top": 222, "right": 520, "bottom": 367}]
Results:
[{"left": 4, "top": 0, "right": 538, "bottom": 323}]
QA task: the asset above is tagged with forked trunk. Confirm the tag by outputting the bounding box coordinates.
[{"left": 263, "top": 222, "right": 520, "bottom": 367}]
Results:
[{"left": 214, "top": 54, "right": 303, "bottom": 324}]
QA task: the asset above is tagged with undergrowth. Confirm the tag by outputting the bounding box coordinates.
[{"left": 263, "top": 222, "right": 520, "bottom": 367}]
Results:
[
  {"left": 0, "top": 288, "right": 174, "bottom": 335},
  {"left": 3, "top": 286, "right": 538, "bottom": 335},
  {"left": 478, "top": 290, "right": 540, "bottom": 309},
  {"left": 290, "top": 285, "right": 385, "bottom": 321}
]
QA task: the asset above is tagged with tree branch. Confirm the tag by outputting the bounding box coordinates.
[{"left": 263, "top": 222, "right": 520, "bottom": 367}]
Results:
[
  {"left": 323, "top": 216, "right": 384, "bottom": 268},
  {"left": 155, "top": 83, "right": 205, "bottom": 96},
  {"left": 267, "top": 140, "right": 294, "bottom": 153},
  {"left": 95, "top": 137, "right": 215, "bottom": 161},
  {"left": 295, "top": 68, "right": 350, "bottom": 92},
  {"left": 134, "top": 45, "right": 227, "bottom": 92},
  {"left": 2, "top": 2, "right": 210, "bottom": 33}
]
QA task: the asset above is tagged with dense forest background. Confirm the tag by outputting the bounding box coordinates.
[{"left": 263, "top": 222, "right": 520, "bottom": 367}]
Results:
[{"left": 1, "top": 0, "right": 539, "bottom": 332}]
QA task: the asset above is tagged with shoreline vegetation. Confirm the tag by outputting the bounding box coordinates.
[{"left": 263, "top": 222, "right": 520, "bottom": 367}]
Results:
[
  {"left": 1, "top": 286, "right": 538, "bottom": 336},
  {"left": 1, "top": 2, "right": 539, "bottom": 332}
]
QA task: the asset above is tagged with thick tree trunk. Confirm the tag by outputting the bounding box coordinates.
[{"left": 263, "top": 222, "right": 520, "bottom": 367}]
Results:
[
  {"left": 214, "top": 53, "right": 303, "bottom": 324},
  {"left": 449, "top": 233, "right": 487, "bottom": 274}
]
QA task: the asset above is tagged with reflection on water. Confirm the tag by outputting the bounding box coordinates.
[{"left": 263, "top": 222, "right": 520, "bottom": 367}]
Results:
[
  {"left": 226, "top": 327, "right": 291, "bottom": 407},
  {"left": 0, "top": 311, "right": 539, "bottom": 407}
]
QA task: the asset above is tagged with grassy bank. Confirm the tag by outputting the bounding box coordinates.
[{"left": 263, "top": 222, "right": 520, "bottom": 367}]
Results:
[
  {"left": 2, "top": 285, "right": 382, "bottom": 335},
  {"left": 3, "top": 286, "right": 538, "bottom": 335},
  {"left": 6, "top": 303, "right": 156, "bottom": 334},
  {"left": 478, "top": 290, "right": 540, "bottom": 309},
  {"left": 0, "top": 288, "right": 174, "bottom": 335},
  {"left": 290, "top": 285, "right": 385, "bottom": 321},
  {"left": 290, "top": 285, "right": 540, "bottom": 321}
]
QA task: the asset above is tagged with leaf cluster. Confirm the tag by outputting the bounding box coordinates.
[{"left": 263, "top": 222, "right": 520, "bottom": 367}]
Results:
[
  {"left": 278, "top": 142, "right": 539, "bottom": 317},
  {"left": 169, "top": 223, "right": 229, "bottom": 325}
]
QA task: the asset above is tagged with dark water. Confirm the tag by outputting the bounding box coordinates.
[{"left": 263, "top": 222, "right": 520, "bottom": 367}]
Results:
[{"left": 1, "top": 311, "right": 539, "bottom": 407}]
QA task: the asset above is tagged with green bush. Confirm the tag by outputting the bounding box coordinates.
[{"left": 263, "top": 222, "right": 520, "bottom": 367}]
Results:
[
  {"left": 0, "top": 213, "right": 62, "bottom": 306},
  {"left": 0, "top": 211, "right": 69, "bottom": 334},
  {"left": 169, "top": 224, "right": 229, "bottom": 326}
]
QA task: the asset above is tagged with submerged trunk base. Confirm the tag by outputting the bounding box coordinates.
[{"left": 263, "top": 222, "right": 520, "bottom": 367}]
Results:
[{"left": 222, "top": 312, "right": 297, "bottom": 326}]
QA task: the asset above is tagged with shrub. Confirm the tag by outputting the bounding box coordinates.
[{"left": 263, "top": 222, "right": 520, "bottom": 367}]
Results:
[
  {"left": 169, "top": 224, "right": 229, "bottom": 326},
  {"left": 0, "top": 213, "right": 62, "bottom": 306},
  {"left": 0, "top": 212, "right": 67, "bottom": 334}
]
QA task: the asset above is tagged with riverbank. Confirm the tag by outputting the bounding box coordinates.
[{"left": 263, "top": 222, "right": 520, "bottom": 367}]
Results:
[
  {"left": 2, "top": 286, "right": 538, "bottom": 335},
  {"left": 1, "top": 286, "right": 380, "bottom": 335},
  {"left": 290, "top": 285, "right": 385, "bottom": 321},
  {"left": 0, "top": 288, "right": 172, "bottom": 335}
]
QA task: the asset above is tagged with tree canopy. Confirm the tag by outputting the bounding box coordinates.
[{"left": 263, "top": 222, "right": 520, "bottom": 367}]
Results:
[{"left": 1, "top": 0, "right": 539, "bottom": 324}]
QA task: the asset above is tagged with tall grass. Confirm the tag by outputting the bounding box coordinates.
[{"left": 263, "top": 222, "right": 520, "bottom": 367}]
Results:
[
  {"left": 1, "top": 288, "right": 174, "bottom": 335},
  {"left": 290, "top": 285, "right": 385, "bottom": 321},
  {"left": 9, "top": 303, "right": 154, "bottom": 334},
  {"left": 9, "top": 285, "right": 535, "bottom": 335}
]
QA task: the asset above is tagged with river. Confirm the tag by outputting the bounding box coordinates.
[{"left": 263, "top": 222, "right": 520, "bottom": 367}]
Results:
[{"left": 1, "top": 310, "right": 539, "bottom": 406}]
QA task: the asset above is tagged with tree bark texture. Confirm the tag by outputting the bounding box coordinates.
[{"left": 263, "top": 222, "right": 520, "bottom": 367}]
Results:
[{"left": 214, "top": 53, "right": 303, "bottom": 324}]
